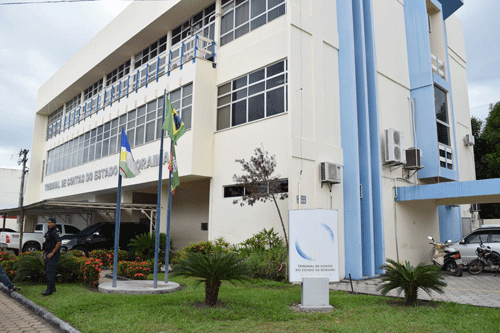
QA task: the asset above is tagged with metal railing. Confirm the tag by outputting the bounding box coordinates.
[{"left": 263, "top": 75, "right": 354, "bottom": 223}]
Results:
[
  {"left": 47, "top": 34, "right": 215, "bottom": 140},
  {"left": 431, "top": 54, "right": 446, "bottom": 80}
]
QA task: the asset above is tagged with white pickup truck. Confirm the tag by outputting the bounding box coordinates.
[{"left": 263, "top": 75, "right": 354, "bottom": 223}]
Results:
[{"left": 0, "top": 222, "right": 81, "bottom": 254}]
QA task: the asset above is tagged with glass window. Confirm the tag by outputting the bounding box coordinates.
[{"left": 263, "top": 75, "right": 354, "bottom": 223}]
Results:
[
  {"left": 434, "top": 86, "right": 448, "bottom": 123},
  {"left": 248, "top": 94, "right": 265, "bottom": 121},
  {"left": 217, "top": 105, "right": 231, "bottom": 130}
]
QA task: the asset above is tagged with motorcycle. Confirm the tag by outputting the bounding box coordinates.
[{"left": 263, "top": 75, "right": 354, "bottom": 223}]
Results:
[
  {"left": 467, "top": 239, "right": 500, "bottom": 275},
  {"left": 428, "top": 236, "right": 463, "bottom": 277}
]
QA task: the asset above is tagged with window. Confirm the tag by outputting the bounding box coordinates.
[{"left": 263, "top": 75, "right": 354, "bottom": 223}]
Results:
[
  {"left": 217, "top": 60, "right": 287, "bottom": 130},
  {"left": 223, "top": 178, "right": 288, "bottom": 198},
  {"left": 64, "top": 225, "right": 80, "bottom": 234},
  {"left": 465, "top": 232, "right": 488, "bottom": 244},
  {"left": 220, "top": 0, "right": 286, "bottom": 46},
  {"left": 435, "top": 85, "right": 450, "bottom": 146},
  {"left": 84, "top": 79, "right": 103, "bottom": 102},
  {"left": 47, "top": 106, "right": 63, "bottom": 139},
  {"left": 134, "top": 35, "right": 168, "bottom": 69},
  {"left": 169, "top": 84, "right": 193, "bottom": 130},
  {"left": 171, "top": 3, "right": 216, "bottom": 48},
  {"left": 46, "top": 95, "right": 169, "bottom": 176},
  {"left": 106, "top": 60, "right": 131, "bottom": 86}
]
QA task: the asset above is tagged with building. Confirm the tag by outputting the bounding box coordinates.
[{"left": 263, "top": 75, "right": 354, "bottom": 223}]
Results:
[
  {"left": 24, "top": 0, "right": 492, "bottom": 280},
  {"left": 0, "top": 168, "right": 24, "bottom": 230}
]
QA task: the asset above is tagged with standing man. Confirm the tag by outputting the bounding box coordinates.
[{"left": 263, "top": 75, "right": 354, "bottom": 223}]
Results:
[{"left": 42, "top": 217, "right": 61, "bottom": 296}]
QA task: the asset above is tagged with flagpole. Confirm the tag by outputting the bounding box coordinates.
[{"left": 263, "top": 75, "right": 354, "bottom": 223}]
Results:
[
  {"left": 112, "top": 174, "right": 122, "bottom": 288},
  {"left": 153, "top": 89, "right": 167, "bottom": 288},
  {"left": 164, "top": 140, "right": 173, "bottom": 283}
]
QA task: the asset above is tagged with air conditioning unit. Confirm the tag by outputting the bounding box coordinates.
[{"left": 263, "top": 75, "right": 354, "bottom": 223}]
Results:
[
  {"left": 385, "top": 129, "right": 405, "bottom": 164},
  {"left": 464, "top": 134, "right": 475, "bottom": 146},
  {"left": 320, "top": 162, "right": 342, "bottom": 184},
  {"left": 470, "top": 204, "right": 480, "bottom": 212},
  {"left": 405, "top": 147, "right": 422, "bottom": 170}
]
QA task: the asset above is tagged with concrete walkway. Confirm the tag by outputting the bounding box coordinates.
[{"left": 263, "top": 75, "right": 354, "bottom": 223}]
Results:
[
  {"left": 0, "top": 287, "right": 64, "bottom": 333},
  {"left": 329, "top": 271, "right": 500, "bottom": 307}
]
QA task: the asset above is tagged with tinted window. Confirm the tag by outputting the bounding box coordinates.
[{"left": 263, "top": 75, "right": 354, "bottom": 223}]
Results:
[
  {"left": 490, "top": 231, "right": 500, "bottom": 243},
  {"left": 466, "top": 232, "right": 488, "bottom": 244},
  {"left": 64, "top": 225, "right": 81, "bottom": 234}
]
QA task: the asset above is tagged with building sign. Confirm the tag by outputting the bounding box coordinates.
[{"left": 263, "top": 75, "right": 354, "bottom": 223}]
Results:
[
  {"left": 289, "top": 209, "right": 339, "bottom": 282},
  {"left": 44, "top": 152, "right": 169, "bottom": 191}
]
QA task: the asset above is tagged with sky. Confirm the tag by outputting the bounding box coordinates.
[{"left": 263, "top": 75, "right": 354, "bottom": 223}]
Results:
[{"left": 0, "top": 0, "right": 498, "bottom": 170}]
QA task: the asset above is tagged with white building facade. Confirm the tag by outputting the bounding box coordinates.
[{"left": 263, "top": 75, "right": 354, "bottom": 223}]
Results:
[{"left": 26, "top": 0, "right": 475, "bottom": 279}]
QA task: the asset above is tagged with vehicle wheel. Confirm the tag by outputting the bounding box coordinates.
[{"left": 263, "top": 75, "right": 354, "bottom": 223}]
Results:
[
  {"left": 468, "top": 260, "right": 484, "bottom": 275},
  {"left": 454, "top": 267, "right": 463, "bottom": 277},
  {"left": 72, "top": 247, "right": 88, "bottom": 257},
  {"left": 443, "top": 261, "right": 462, "bottom": 276},
  {"left": 22, "top": 242, "right": 41, "bottom": 252}
]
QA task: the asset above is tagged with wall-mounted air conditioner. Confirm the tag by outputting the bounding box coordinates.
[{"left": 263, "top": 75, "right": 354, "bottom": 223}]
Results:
[
  {"left": 470, "top": 204, "right": 480, "bottom": 212},
  {"left": 385, "top": 129, "right": 405, "bottom": 164},
  {"left": 464, "top": 134, "right": 475, "bottom": 146},
  {"left": 320, "top": 162, "right": 342, "bottom": 184},
  {"left": 405, "top": 147, "right": 423, "bottom": 170}
]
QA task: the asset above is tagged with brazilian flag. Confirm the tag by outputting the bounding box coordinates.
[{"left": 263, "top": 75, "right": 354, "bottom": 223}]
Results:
[{"left": 162, "top": 94, "right": 186, "bottom": 145}]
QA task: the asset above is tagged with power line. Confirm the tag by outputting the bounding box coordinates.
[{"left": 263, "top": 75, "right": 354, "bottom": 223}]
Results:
[{"left": 1, "top": 0, "right": 107, "bottom": 5}]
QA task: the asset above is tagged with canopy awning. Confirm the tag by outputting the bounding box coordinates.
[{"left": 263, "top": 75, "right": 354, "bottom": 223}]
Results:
[{"left": 396, "top": 178, "right": 500, "bottom": 205}]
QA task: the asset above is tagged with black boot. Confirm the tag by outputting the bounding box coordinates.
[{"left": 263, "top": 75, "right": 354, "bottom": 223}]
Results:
[{"left": 41, "top": 289, "right": 53, "bottom": 296}]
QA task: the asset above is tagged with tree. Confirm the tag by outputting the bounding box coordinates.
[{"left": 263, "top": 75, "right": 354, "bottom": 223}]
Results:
[
  {"left": 232, "top": 147, "right": 289, "bottom": 250},
  {"left": 173, "top": 251, "right": 249, "bottom": 306},
  {"left": 377, "top": 259, "right": 446, "bottom": 306},
  {"left": 471, "top": 103, "right": 500, "bottom": 218}
]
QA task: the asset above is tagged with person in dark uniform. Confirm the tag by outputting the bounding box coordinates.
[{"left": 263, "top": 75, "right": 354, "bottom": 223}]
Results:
[{"left": 41, "top": 217, "right": 61, "bottom": 296}]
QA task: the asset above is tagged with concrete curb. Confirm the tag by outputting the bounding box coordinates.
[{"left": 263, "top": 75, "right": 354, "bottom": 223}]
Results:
[{"left": 0, "top": 284, "right": 81, "bottom": 333}]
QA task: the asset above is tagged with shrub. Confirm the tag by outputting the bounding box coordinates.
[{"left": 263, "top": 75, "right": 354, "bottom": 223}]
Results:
[
  {"left": 246, "top": 243, "right": 288, "bottom": 281},
  {"left": 57, "top": 252, "right": 80, "bottom": 282},
  {"left": 128, "top": 232, "right": 175, "bottom": 263},
  {"left": 76, "top": 257, "right": 103, "bottom": 287},
  {"left": 238, "top": 228, "right": 282, "bottom": 257},
  {"left": 13, "top": 251, "right": 45, "bottom": 283},
  {"left": 116, "top": 260, "right": 153, "bottom": 280},
  {"left": 377, "top": 259, "right": 447, "bottom": 305},
  {"left": 184, "top": 241, "right": 215, "bottom": 255},
  {"left": 89, "top": 249, "right": 127, "bottom": 267},
  {"left": 173, "top": 251, "right": 249, "bottom": 306},
  {"left": 0, "top": 251, "right": 15, "bottom": 261},
  {"left": 2, "top": 258, "right": 17, "bottom": 280}
]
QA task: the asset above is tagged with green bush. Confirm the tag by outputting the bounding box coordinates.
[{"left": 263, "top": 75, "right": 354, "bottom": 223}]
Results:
[
  {"left": 377, "top": 259, "right": 447, "bottom": 305},
  {"left": 76, "top": 257, "right": 103, "bottom": 287},
  {"left": 128, "top": 232, "right": 175, "bottom": 263},
  {"left": 57, "top": 251, "right": 80, "bottom": 282},
  {"left": 0, "top": 251, "right": 15, "bottom": 261},
  {"left": 89, "top": 249, "right": 127, "bottom": 267},
  {"left": 13, "top": 251, "right": 45, "bottom": 283},
  {"left": 1, "top": 258, "right": 17, "bottom": 280},
  {"left": 238, "top": 228, "right": 282, "bottom": 257},
  {"left": 246, "top": 243, "right": 288, "bottom": 281},
  {"left": 117, "top": 260, "right": 154, "bottom": 280}
]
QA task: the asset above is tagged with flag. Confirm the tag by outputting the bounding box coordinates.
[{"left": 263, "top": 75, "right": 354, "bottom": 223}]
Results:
[
  {"left": 119, "top": 129, "right": 140, "bottom": 178},
  {"left": 162, "top": 95, "right": 186, "bottom": 145},
  {"left": 168, "top": 145, "right": 180, "bottom": 192}
]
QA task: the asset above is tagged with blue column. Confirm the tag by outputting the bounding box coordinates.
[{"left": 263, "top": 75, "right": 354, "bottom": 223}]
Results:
[
  {"left": 362, "top": 0, "right": 385, "bottom": 274},
  {"left": 338, "top": 0, "right": 363, "bottom": 280},
  {"left": 353, "top": 0, "right": 375, "bottom": 277},
  {"left": 438, "top": 206, "right": 462, "bottom": 242}
]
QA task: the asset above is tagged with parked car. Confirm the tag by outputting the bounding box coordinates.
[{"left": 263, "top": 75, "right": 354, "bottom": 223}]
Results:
[
  {"left": 0, "top": 228, "right": 17, "bottom": 233},
  {"left": 447, "top": 226, "right": 500, "bottom": 264},
  {"left": 61, "top": 222, "right": 149, "bottom": 256},
  {"left": 0, "top": 222, "right": 81, "bottom": 254}
]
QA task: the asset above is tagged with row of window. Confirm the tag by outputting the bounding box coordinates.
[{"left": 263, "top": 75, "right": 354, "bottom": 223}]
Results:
[
  {"left": 223, "top": 178, "right": 288, "bottom": 197},
  {"left": 220, "top": 0, "right": 285, "bottom": 46},
  {"left": 46, "top": 84, "right": 193, "bottom": 176},
  {"left": 46, "top": 0, "right": 286, "bottom": 134},
  {"left": 217, "top": 59, "right": 287, "bottom": 130}
]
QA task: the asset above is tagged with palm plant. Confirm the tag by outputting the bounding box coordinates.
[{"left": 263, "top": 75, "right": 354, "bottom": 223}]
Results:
[
  {"left": 128, "top": 232, "right": 174, "bottom": 262},
  {"left": 377, "top": 259, "right": 447, "bottom": 305},
  {"left": 173, "top": 251, "right": 250, "bottom": 306}
]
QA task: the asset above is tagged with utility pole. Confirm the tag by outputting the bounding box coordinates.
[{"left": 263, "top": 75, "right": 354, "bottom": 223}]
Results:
[{"left": 18, "top": 149, "right": 29, "bottom": 254}]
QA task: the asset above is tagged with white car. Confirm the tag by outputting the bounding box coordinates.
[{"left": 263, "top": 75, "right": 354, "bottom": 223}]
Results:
[{"left": 447, "top": 226, "right": 500, "bottom": 264}]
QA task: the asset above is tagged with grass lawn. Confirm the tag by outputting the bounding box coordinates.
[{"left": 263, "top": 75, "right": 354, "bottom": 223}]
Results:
[{"left": 15, "top": 275, "right": 500, "bottom": 333}]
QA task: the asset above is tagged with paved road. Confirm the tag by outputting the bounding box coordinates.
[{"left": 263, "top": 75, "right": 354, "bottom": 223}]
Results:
[
  {"left": 330, "top": 271, "right": 500, "bottom": 307},
  {"left": 0, "top": 289, "right": 62, "bottom": 333}
]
